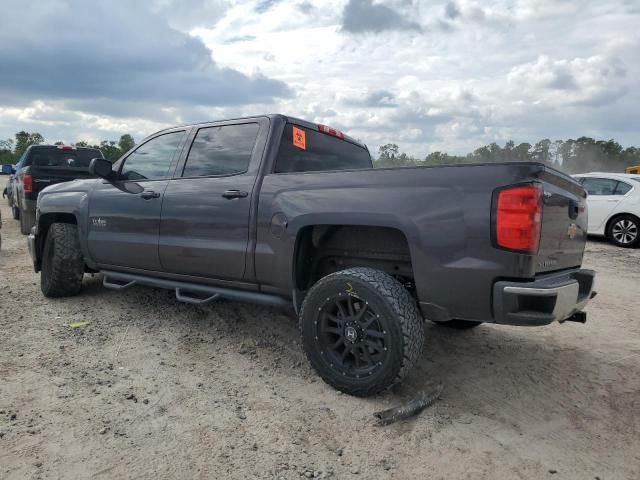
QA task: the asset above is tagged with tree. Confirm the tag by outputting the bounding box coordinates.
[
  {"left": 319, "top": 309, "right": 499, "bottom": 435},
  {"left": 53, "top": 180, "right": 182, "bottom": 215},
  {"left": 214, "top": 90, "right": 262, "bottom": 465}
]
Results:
[
  {"left": 531, "top": 139, "right": 552, "bottom": 165},
  {"left": 373, "top": 136, "right": 637, "bottom": 173},
  {"left": 14, "top": 131, "right": 44, "bottom": 157},
  {"left": 0, "top": 138, "right": 15, "bottom": 165},
  {"left": 376, "top": 144, "right": 400, "bottom": 166},
  {"left": 99, "top": 140, "right": 121, "bottom": 162},
  {"left": 118, "top": 134, "right": 135, "bottom": 154}
]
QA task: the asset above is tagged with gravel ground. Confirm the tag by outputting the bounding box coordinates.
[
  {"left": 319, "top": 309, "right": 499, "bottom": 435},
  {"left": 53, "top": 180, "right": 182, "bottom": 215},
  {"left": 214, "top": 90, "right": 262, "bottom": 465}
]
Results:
[{"left": 1, "top": 202, "right": 639, "bottom": 480}]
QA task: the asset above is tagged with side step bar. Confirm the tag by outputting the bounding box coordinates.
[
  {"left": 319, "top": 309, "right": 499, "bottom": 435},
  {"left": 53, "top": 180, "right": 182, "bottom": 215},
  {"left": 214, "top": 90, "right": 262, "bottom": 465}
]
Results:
[{"left": 101, "top": 270, "right": 291, "bottom": 308}]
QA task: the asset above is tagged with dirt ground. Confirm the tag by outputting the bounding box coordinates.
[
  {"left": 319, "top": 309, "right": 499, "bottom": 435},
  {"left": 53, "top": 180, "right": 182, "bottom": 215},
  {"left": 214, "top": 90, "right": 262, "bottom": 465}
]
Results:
[{"left": 1, "top": 202, "right": 639, "bottom": 480}]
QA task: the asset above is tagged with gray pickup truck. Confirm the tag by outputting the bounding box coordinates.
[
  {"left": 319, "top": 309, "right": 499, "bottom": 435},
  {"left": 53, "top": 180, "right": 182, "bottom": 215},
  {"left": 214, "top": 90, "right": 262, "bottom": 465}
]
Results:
[{"left": 28, "top": 114, "right": 595, "bottom": 396}]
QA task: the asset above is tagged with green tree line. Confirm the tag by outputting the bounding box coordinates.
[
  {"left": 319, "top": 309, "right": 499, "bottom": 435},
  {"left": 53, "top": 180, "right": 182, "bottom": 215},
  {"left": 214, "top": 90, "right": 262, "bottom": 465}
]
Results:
[
  {"left": 0, "top": 131, "right": 135, "bottom": 165},
  {"left": 2, "top": 130, "right": 639, "bottom": 174},
  {"left": 376, "top": 137, "right": 640, "bottom": 173}
]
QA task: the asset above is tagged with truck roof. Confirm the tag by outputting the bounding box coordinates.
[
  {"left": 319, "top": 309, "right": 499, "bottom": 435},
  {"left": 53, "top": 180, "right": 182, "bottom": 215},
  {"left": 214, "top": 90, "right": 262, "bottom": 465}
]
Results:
[
  {"left": 26, "top": 144, "right": 101, "bottom": 152},
  {"left": 155, "top": 114, "right": 367, "bottom": 150}
]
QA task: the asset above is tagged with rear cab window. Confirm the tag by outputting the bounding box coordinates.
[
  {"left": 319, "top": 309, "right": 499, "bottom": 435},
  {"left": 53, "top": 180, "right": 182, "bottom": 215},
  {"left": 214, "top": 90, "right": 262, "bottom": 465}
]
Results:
[
  {"left": 274, "top": 123, "right": 372, "bottom": 173},
  {"left": 27, "top": 147, "right": 103, "bottom": 169}
]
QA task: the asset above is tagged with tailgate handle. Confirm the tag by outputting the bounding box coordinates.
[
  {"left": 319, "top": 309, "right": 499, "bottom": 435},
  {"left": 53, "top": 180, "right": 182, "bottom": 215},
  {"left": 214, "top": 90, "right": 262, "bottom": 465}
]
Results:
[{"left": 569, "top": 200, "right": 579, "bottom": 219}]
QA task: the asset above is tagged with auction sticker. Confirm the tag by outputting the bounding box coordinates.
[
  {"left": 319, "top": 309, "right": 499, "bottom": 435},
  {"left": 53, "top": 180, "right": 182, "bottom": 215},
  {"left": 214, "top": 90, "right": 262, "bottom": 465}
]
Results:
[{"left": 293, "top": 126, "right": 306, "bottom": 150}]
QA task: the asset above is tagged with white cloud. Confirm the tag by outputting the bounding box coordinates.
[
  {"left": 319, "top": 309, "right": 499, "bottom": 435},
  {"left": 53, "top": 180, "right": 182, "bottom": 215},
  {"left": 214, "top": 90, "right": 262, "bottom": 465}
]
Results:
[{"left": 0, "top": 0, "right": 639, "bottom": 157}]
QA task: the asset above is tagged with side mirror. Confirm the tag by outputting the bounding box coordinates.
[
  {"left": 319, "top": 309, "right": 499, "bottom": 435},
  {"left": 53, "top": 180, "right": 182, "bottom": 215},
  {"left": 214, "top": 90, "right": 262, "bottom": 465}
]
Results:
[{"left": 89, "top": 158, "right": 114, "bottom": 181}]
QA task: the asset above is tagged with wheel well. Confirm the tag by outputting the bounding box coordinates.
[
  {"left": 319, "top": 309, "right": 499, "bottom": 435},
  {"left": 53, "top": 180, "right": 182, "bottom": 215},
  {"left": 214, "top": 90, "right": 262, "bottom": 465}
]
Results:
[
  {"left": 294, "top": 225, "right": 414, "bottom": 293},
  {"left": 35, "top": 213, "right": 78, "bottom": 270},
  {"left": 605, "top": 212, "right": 640, "bottom": 236}
]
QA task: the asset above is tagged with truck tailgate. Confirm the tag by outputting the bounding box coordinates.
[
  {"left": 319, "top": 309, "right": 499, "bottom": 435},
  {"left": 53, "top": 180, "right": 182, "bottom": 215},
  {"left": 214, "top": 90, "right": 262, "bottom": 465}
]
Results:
[
  {"left": 536, "top": 168, "right": 588, "bottom": 273},
  {"left": 30, "top": 166, "right": 96, "bottom": 193}
]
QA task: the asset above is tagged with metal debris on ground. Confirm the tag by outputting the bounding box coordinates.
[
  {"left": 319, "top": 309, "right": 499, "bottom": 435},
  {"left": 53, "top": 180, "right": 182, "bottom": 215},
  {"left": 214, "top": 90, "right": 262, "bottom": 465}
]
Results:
[
  {"left": 374, "top": 383, "right": 443, "bottom": 426},
  {"left": 68, "top": 321, "right": 90, "bottom": 329}
]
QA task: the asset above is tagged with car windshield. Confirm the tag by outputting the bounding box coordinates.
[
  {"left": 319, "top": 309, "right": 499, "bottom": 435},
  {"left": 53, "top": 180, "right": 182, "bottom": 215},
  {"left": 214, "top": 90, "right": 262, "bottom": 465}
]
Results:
[{"left": 29, "top": 148, "right": 102, "bottom": 168}]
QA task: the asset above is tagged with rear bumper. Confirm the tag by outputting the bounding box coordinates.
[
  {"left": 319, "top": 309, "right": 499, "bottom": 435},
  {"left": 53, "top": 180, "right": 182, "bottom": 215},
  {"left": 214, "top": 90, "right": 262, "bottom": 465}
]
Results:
[
  {"left": 22, "top": 198, "right": 36, "bottom": 213},
  {"left": 493, "top": 268, "right": 596, "bottom": 326},
  {"left": 27, "top": 225, "right": 38, "bottom": 272}
]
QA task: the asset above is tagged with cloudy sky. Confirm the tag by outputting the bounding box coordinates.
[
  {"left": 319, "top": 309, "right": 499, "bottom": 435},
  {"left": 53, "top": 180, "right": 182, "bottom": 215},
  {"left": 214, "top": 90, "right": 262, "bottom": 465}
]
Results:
[{"left": 0, "top": 0, "right": 638, "bottom": 156}]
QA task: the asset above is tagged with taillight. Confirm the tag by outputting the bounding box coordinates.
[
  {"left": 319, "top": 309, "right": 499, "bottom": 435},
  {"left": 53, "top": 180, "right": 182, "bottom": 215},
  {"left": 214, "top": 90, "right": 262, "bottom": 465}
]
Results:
[
  {"left": 23, "top": 173, "right": 33, "bottom": 193},
  {"left": 318, "top": 124, "right": 345, "bottom": 139},
  {"left": 495, "top": 184, "right": 542, "bottom": 253}
]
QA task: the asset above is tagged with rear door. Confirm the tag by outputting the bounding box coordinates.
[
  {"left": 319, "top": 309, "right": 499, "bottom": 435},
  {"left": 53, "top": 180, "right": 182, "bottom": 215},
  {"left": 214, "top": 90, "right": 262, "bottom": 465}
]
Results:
[
  {"left": 158, "top": 119, "right": 267, "bottom": 281},
  {"left": 87, "top": 130, "right": 187, "bottom": 270},
  {"left": 580, "top": 177, "right": 624, "bottom": 232}
]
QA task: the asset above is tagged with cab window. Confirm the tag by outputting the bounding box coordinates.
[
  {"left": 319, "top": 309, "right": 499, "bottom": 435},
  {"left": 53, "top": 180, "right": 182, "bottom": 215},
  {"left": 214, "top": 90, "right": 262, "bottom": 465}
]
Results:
[
  {"left": 182, "top": 123, "right": 259, "bottom": 177},
  {"left": 120, "top": 131, "right": 185, "bottom": 181}
]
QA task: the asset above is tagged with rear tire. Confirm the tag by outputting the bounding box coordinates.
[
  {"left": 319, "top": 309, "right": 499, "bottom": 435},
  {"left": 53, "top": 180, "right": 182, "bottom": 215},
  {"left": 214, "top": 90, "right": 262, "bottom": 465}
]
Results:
[
  {"left": 433, "top": 319, "right": 482, "bottom": 329},
  {"left": 19, "top": 208, "right": 34, "bottom": 235},
  {"left": 41, "top": 223, "right": 84, "bottom": 298},
  {"left": 300, "top": 267, "right": 424, "bottom": 397},
  {"left": 606, "top": 214, "right": 640, "bottom": 248}
]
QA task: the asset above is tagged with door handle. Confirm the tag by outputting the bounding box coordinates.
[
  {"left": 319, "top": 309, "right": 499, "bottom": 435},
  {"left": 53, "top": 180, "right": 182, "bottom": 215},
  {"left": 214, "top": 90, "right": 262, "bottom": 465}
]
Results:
[
  {"left": 140, "top": 190, "right": 160, "bottom": 200},
  {"left": 607, "top": 199, "right": 619, "bottom": 202},
  {"left": 222, "top": 189, "right": 248, "bottom": 199}
]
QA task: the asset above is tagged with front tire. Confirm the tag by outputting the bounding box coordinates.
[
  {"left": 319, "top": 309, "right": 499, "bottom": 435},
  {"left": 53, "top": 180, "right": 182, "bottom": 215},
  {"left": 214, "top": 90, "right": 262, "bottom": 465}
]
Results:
[
  {"left": 300, "top": 268, "right": 424, "bottom": 397},
  {"left": 606, "top": 214, "right": 640, "bottom": 248},
  {"left": 41, "top": 223, "right": 84, "bottom": 298}
]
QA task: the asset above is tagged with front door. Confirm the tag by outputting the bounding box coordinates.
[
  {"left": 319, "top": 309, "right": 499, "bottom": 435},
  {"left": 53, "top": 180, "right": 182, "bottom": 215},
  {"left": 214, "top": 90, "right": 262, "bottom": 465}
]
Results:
[
  {"left": 159, "top": 121, "right": 263, "bottom": 281},
  {"left": 87, "top": 130, "right": 187, "bottom": 270}
]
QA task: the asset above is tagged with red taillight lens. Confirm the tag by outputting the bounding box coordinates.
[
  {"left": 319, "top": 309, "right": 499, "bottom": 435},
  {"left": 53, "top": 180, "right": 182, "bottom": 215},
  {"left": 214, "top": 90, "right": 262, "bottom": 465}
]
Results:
[
  {"left": 23, "top": 173, "right": 33, "bottom": 193},
  {"left": 495, "top": 184, "right": 542, "bottom": 253}
]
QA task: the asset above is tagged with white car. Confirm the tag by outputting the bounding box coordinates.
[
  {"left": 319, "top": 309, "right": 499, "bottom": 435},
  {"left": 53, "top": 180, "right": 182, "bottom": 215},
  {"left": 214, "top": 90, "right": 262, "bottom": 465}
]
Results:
[{"left": 573, "top": 172, "right": 640, "bottom": 247}]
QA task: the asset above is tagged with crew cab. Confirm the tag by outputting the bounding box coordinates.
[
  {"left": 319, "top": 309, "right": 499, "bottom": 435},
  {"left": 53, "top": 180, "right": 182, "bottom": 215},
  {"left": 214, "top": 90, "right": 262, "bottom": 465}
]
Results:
[
  {"left": 28, "top": 114, "right": 596, "bottom": 396},
  {"left": 14, "top": 145, "right": 103, "bottom": 234}
]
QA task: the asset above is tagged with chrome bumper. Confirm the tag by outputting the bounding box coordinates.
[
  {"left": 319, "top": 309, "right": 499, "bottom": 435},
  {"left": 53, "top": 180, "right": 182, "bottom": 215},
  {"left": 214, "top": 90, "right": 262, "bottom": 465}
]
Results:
[
  {"left": 27, "top": 227, "right": 38, "bottom": 272},
  {"left": 493, "top": 269, "right": 596, "bottom": 326}
]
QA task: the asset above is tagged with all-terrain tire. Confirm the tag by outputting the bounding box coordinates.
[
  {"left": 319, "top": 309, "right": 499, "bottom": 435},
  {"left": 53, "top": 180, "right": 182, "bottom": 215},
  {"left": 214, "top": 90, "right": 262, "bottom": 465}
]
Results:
[
  {"left": 19, "top": 208, "right": 35, "bottom": 235},
  {"left": 300, "top": 267, "right": 425, "bottom": 397},
  {"left": 433, "top": 319, "right": 482, "bottom": 329},
  {"left": 606, "top": 214, "right": 640, "bottom": 248},
  {"left": 41, "top": 223, "right": 84, "bottom": 298}
]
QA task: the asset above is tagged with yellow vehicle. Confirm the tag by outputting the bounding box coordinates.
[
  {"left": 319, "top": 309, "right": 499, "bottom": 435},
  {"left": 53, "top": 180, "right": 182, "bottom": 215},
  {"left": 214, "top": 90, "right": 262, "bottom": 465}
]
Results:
[{"left": 626, "top": 165, "right": 640, "bottom": 174}]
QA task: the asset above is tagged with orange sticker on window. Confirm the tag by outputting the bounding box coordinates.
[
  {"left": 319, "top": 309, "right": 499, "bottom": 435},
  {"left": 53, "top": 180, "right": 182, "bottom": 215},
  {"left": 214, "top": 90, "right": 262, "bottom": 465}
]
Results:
[{"left": 293, "top": 126, "right": 306, "bottom": 150}]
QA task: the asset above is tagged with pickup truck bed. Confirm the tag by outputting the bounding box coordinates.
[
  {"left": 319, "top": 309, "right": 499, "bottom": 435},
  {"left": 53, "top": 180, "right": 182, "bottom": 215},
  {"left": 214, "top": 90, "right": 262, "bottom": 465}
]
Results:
[{"left": 27, "top": 114, "right": 595, "bottom": 396}]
